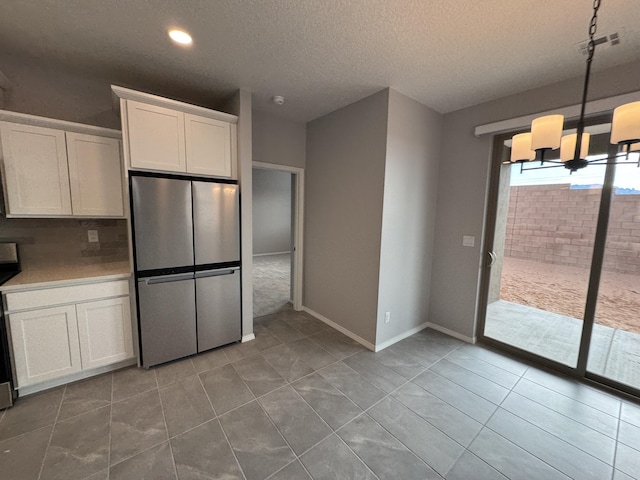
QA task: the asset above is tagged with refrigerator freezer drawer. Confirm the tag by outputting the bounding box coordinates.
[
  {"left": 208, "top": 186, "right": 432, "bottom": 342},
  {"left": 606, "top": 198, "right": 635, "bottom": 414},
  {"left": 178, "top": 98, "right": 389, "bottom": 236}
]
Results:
[
  {"left": 192, "top": 181, "right": 240, "bottom": 265},
  {"left": 137, "top": 275, "right": 197, "bottom": 367},
  {"left": 196, "top": 268, "right": 241, "bottom": 352}
]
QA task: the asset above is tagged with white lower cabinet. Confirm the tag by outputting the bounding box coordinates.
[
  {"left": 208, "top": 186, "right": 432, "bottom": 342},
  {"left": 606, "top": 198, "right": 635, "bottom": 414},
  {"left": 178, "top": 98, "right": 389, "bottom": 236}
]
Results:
[{"left": 5, "top": 279, "right": 134, "bottom": 390}]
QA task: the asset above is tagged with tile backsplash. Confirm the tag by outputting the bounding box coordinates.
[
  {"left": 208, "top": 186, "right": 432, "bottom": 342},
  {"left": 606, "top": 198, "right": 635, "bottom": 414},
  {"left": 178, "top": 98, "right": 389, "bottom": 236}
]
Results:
[{"left": 0, "top": 216, "right": 129, "bottom": 270}]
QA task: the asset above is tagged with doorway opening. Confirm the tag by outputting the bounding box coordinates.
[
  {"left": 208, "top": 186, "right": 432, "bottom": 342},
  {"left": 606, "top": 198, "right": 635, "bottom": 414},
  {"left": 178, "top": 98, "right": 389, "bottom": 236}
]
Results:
[
  {"left": 479, "top": 119, "right": 640, "bottom": 397},
  {"left": 252, "top": 162, "right": 304, "bottom": 317}
]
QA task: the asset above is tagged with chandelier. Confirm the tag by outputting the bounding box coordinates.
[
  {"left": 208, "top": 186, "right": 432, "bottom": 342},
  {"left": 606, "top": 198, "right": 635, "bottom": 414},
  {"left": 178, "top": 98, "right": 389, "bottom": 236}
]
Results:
[{"left": 510, "top": 0, "right": 640, "bottom": 172}]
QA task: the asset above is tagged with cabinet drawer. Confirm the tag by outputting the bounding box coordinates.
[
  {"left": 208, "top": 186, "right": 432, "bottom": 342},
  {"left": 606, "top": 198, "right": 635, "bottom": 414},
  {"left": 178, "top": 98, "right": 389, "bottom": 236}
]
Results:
[{"left": 5, "top": 280, "right": 130, "bottom": 312}]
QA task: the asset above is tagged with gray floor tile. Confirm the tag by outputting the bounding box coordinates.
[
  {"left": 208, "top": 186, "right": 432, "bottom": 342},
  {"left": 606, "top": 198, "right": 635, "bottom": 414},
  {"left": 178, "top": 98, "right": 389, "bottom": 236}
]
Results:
[
  {"left": 615, "top": 443, "right": 640, "bottom": 479},
  {"left": 366, "top": 345, "right": 427, "bottom": 379},
  {"left": 487, "top": 408, "right": 612, "bottom": 480},
  {"left": 159, "top": 375, "right": 215, "bottom": 437},
  {"left": 292, "top": 373, "right": 362, "bottom": 430},
  {"left": 614, "top": 469, "right": 637, "bottom": 480},
  {"left": 191, "top": 347, "right": 230, "bottom": 373},
  {"left": 264, "top": 319, "right": 306, "bottom": 343},
  {"left": 308, "top": 330, "right": 365, "bottom": 360},
  {"left": 0, "top": 425, "right": 52, "bottom": 480},
  {"left": 401, "top": 332, "right": 459, "bottom": 358},
  {"left": 445, "top": 451, "right": 507, "bottom": 480},
  {"left": 445, "top": 349, "right": 521, "bottom": 389},
  {"left": 233, "top": 355, "right": 287, "bottom": 397},
  {"left": 58, "top": 375, "right": 112, "bottom": 420},
  {"left": 253, "top": 329, "right": 284, "bottom": 352},
  {"left": 287, "top": 338, "right": 337, "bottom": 370},
  {"left": 513, "top": 378, "right": 619, "bottom": 437},
  {"left": 40, "top": 406, "right": 111, "bottom": 480},
  {"left": 456, "top": 344, "right": 529, "bottom": 376},
  {"left": 300, "top": 434, "right": 376, "bottom": 480},
  {"left": 261, "top": 344, "right": 315, "bottom": 382},
  {"left": 429, "top": 359, "right": 509, "bottom": 404},
  {"left": 155, "top": 357, "right": 197, "bottom": 387},
  {"left": 224, "top": 340, "right": 260, "bottom": 363},
  {"left": 502, "top": 392, "right": 616, "bottom": 464},
  {"left": 109, "top": 442, "right": 176, "bottom": 480},
  {"left": 220, "top": 401, "right": 295, "bottom": 480},
  {"left": 259, "top": 386, "right": 332, "bottom": 455},
  {"left": 318, "top": 362, "right": 386, "bottom": 410},
  {"left": 81, "top": 469, "right": 108, "bottom": 480},
  {"left": 524, "top": 367, "right": 621, "bottom": 416},
  {"left": 368, "top": 396, "right": 464, "bottom": 476},
  {"left": 0, "top": 387, "right": 63, "bottom": 441},
  {"left": 343, "top": 352, "right": 407, "bottom": 393},
  {"left": 112, "top": 366, "right": 157, "bottom": 402},
  {"left": 283, "top": 314, "right": 327, "bottom": 336},
  {"left": 469, "top": 428, "right": 570, "bottom": 480},
  {"left": 200, "top": 364, "right": 255, "bottom": 415},
  {"left": 338, "top": 414, "right": 440, "bottom": 479},
  {"left": 392, "top": 382, "right": 482, "bottom": 447},
  {"left": 171, "top": 419, "right": 243, "bottom": 480},
  {"left": 110, "top": 389, "right": 168, "bottom": 465},
  {"left": 269, "top": 460, "right": 312, "bottom": 479},
  {"left": 621, "top": 402, "right": 640, "bottom": 428},
  {"left": 421, "top": 328, "right": 464, "bottom": 348},
  {"left": 392, "top": 336, "right": 445, "bottom": 367},
  {"left": 413, "top": 370, "right": 498, "bottom": 423},
  {"left": 619, "top": 421, "right": 640, "bottom": 451}
]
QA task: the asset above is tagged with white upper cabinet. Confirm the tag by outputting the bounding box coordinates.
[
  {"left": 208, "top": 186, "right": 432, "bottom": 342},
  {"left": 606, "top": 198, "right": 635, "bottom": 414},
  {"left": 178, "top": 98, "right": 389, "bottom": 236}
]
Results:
[
  {"left": 67, "top": 132, "right": 124, "bottom": 217},
  {"left": 185, "top": 114, "right": 233, "bottom": 177},
  {"left": 0, "top": 113, "right": 125, "bottom": 218},
  {"left": 0, "top": 122, "right": 72, "bottom": 216},
  {"left": 126, "top": 100, "right": 186, "bottom": 173}
]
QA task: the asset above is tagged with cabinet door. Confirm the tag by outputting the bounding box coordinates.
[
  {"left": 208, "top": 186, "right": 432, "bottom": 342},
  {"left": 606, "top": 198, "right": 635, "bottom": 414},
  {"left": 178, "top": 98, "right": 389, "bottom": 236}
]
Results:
[
  {"left": 76, "top": 297, "right": 134, "bottom": 369},
  {"left": 126, "top": 100, "right": 186, "bottom": 173},
  {"left": 0, "top": 122, "right": 72, "bottom": 216},
  {"left": 8, "top": 306, "right": 81, "bottom": 387},
  {"left": 185, "top": 114, "right": 232, "bottom": 177},
  {"left": 66, "top": 132, "right": 124, "bottom": 217}
]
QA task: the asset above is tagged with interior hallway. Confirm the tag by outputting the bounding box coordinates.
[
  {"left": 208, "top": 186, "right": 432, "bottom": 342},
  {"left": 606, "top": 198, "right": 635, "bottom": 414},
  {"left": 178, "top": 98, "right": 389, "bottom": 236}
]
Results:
[{"left": 1, "top": 308, "right": 639, "bottom": 480}]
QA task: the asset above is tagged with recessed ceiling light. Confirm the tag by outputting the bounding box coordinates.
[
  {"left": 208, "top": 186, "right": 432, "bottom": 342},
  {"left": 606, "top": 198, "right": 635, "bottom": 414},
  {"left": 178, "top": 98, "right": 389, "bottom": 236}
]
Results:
[{"left": 168, "top": 29, "right": 192, "bottom": 45}]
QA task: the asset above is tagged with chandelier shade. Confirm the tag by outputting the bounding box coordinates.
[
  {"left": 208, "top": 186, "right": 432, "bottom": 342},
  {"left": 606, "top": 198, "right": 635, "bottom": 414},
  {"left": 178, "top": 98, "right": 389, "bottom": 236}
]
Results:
[
  {"left": 531, "top": 115, "right": 564, "bottom": 152},
  {"left": 560, "top": 133, "right": 590, "bottom": 162},
  {"left": 611, "top": 101, "right": 640, "bottom": 145},
  {"left": 510, "top": 133, "right": 536, "bottom": 162}
]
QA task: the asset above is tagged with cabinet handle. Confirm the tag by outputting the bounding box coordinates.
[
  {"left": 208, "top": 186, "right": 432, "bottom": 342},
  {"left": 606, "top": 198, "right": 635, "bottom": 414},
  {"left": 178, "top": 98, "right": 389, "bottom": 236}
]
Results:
[
  {"left": 195, "top": 267, "right": 239, "bottom": 279},
  {"left": 141, "top": 273, "right": 195, "bottom": 285}
]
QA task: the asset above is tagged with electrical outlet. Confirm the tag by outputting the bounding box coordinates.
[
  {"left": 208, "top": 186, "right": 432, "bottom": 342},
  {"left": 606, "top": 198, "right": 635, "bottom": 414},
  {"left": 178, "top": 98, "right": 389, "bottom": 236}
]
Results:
[
  {"left": 384, "top": 312, "right": 391, "bottom": 324},
  {"left": 87, "top": 230, "right": 99, "bottom": 243}
]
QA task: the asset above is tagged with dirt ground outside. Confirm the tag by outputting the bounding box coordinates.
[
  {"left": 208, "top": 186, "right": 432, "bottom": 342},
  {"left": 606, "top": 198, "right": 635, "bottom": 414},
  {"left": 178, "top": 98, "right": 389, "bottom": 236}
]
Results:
[{"left": 500, "top": 257, "right": 640, "bottom": 334}]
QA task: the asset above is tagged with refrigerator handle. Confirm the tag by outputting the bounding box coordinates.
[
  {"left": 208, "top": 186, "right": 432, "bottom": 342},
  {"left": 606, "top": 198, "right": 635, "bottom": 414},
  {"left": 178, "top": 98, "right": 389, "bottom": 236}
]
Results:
[
  {"left": 195, "top": 267, "right": 239, "bottom": 279},
  {"left": 141, "top": 273, "right": 195, "bottom": 285}
]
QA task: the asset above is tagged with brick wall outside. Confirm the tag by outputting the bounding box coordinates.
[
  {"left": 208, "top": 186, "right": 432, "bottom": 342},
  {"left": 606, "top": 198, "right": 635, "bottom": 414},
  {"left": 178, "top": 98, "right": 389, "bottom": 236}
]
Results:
[{"left": 505, "top": 184, "right": 640, "bottom": 274}]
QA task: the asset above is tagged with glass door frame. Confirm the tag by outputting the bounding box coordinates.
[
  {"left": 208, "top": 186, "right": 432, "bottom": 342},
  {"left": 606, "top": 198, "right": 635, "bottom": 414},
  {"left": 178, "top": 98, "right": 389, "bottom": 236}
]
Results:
[{"left": 476, "top": 113, "right": 640, "bottom": 399}]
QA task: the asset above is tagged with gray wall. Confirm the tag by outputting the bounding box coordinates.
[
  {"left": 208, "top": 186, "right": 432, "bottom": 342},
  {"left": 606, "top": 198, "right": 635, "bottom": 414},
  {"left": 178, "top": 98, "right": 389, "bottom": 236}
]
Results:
[
  {"left": 304, "top": 89, "right": 389, "bottom": 344},
  {"left": 376, "top": 90, "right": 443, "bottom": 346},
  {"left": 253, "top": 110, "right": 306, "bottom": 168},
  {"left": 252, "top": 168, "right": 292, "bottom": 255},
  {"left": 429, "top": 59, "right": 640, "bottom": 340}
]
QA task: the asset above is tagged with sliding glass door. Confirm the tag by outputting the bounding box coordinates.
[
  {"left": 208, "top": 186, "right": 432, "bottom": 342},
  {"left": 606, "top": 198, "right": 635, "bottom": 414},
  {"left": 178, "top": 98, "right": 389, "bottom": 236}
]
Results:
[{"left": 480, "top": 123, "right": 640, "bottom": 396}]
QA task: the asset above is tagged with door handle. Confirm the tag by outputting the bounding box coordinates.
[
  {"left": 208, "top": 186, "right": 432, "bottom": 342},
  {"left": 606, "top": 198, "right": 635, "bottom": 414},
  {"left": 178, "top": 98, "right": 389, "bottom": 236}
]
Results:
[
  {"left": 141, "top": 273, "right": 195, "bottom": 285},
  {"left": 487, "top": 251, "right": 497, "bottom": 267},
  {"left": 195, "top": 267, "right": 239, "bottom": 279}
]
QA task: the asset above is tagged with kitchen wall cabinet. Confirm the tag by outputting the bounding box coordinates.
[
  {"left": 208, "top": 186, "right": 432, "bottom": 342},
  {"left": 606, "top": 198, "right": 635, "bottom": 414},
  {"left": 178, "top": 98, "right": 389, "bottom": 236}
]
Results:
[
  {"left": 4, "top": 279, "right": 134, "bottom": 391},
  {"left": 114, "top": 86, "right": 238, "bottom": 179},
  {"left": 0, "top": 114, "right": 124, "bottom": 218}
]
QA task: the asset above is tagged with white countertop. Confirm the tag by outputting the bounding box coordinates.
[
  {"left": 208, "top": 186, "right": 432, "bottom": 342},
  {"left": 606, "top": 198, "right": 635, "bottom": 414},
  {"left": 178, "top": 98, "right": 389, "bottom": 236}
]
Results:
[{"left": 0, "top": 261, "right": 132, "bottom": 292}]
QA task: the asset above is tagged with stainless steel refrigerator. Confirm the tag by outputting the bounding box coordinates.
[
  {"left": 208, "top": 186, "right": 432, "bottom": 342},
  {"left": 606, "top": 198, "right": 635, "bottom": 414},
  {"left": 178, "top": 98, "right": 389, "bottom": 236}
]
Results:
[{"left": 130, "top": 173, "right": 241, "bottom": 367}]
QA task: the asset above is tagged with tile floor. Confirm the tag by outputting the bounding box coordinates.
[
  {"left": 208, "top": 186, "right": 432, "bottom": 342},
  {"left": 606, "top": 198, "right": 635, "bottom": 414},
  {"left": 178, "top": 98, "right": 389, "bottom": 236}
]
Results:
[{"left": 1, "top": 308, "right": 640, "bottom": 480}]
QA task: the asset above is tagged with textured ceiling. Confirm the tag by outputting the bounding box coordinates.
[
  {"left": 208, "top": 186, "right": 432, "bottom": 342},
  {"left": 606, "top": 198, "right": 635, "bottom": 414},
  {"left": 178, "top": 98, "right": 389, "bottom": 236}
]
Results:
[{"left": 1, "top": 0, "right": 639, "bottom": 122}]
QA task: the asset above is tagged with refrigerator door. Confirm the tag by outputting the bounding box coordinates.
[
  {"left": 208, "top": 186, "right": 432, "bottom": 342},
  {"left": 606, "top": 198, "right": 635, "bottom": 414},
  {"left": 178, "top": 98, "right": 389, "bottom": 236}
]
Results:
[
  {"left": 192, "top": 182, "right": 240, "bottom": 265},
  {"left": 132, "top": 176, "right": 194, "bottom": 271},
  {"left": 137, "top": 273, "right": 197, "bottom": 367},
  {"left": 195, "top": 267, "right": 241, "bottom": 352}
]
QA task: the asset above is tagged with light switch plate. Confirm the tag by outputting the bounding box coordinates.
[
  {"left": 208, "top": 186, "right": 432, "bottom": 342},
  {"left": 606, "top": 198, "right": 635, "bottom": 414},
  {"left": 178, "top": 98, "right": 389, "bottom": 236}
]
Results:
[
  {"left": 88, "top": 230, "right": 99, "bottom": 243},
  {"left": 462, "top": 235, "right": 475, "bottom": 247}
]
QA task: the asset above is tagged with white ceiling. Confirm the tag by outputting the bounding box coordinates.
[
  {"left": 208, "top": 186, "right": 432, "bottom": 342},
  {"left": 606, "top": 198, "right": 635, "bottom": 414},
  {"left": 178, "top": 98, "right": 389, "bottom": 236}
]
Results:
[{"left": 1, "top": 0, "right": 639, "bottom": 123}]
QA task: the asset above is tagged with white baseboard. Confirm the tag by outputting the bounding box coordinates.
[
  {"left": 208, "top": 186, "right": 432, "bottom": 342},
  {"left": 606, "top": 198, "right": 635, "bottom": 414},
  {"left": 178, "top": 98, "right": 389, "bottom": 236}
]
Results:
[
  {"left": 242, "top": 333, "right": 256, "bottom": 343},
  {"left": 426, "top": 322, "right": 476, "bottom": 344},
  {"left": 374, "top": 322, "right": 430, "bottom": 352},
  {"left": 302, "top": 306, "right": 376, "bottom": 351},
  {"left": 253, "top": 251, "right": 291, "bottom": 257}
]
